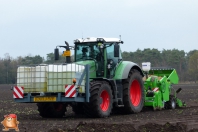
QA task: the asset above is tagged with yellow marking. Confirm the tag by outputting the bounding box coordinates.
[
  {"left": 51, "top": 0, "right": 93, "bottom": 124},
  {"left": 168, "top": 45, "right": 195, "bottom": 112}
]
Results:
[{"left": 34, "top": 97, "right": 56, "bottom": 102}]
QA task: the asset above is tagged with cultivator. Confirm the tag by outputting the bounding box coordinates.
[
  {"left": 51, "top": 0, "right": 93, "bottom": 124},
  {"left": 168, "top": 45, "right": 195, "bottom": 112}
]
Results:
[{"left": 143, "top": 64, "right": 186, "bottom": 110}]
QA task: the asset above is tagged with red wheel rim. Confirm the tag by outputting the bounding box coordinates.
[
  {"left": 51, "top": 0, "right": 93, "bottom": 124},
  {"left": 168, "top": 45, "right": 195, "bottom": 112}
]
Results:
[
  {"left": 100, "top": 90, "right": 110, "bottom": 111},
  {"left": 130, "top": 80, "right": 141, "bottom": 106}
]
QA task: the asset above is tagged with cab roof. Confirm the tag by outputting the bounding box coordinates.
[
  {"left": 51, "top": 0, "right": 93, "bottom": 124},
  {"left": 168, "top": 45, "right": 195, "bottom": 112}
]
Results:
[{"left": 74, "top": 37, "right": 123, "bottom": 43}]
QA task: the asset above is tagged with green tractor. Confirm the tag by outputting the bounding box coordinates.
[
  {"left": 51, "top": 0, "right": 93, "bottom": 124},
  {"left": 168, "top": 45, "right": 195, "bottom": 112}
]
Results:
[
  {"left": 13, "top": 37, "right": 185, "bottom": 118},
  {"left": 14, "top": 37, "right": 145, "bottom": 118}
]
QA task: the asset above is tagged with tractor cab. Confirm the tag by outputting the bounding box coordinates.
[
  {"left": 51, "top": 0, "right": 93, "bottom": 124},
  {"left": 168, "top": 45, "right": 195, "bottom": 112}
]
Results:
[{"left": 73, "top": 37, "right": 123, "bottom": 78}]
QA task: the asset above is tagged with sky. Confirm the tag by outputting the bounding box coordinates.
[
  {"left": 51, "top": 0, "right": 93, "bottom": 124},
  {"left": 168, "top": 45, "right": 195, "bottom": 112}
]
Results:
[{"left": 0, "top": 0, "right": 198, "bottom": 59}]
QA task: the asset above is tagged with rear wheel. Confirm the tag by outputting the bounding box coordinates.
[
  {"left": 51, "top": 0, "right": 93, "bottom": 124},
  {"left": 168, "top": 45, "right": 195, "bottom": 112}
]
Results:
[
  {"left": 123, "top": 69, "right": 144, "bottom": 113},
  {"left": 84, "top": 81, "right": 113, "bottom": 117},
  {"left": 37, "top": 102, "right": 67, "bottom": 118}
]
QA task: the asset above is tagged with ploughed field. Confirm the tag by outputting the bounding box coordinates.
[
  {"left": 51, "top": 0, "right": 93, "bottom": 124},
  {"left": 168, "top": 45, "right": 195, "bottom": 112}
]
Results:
[{"left": 0, "top": 84, "right": 198, "bottom": 132}]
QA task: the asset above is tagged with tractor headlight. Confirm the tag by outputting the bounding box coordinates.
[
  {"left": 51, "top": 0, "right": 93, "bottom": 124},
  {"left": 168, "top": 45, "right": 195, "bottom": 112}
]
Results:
[{"left": 97, "top": 38, "right": 104, "bottom": 43}]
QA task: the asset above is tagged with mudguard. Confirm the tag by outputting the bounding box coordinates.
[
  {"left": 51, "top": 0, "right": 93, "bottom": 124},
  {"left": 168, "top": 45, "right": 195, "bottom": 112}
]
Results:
[{"left": 113, "top": 61, "right": 144, "bottom": 80}]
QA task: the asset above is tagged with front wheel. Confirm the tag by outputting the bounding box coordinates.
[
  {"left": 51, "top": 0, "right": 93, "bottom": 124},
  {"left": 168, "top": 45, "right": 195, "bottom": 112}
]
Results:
[
  {"left": 123, "top": 69, "right": 144, "bottom": 113},
  {"left": 84, "top": 81, "right": 113, "bottom": 118}
]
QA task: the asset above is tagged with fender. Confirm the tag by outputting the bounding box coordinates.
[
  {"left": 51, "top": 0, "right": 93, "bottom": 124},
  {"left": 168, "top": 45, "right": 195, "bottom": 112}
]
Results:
[{"left": 113, "top": 61, "right": 144, "bottom": 80}]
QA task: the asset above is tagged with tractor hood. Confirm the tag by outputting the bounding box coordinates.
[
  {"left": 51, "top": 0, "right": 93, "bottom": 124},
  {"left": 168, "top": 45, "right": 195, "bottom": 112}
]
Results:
[{"left": 75, "top": 60, "right": 97, "bottom": 78}]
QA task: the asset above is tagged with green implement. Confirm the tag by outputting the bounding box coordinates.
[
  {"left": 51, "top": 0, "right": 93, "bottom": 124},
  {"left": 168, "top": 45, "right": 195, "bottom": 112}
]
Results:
[{"left": 143, "top": 67, "right": 186, "bottom": 110}]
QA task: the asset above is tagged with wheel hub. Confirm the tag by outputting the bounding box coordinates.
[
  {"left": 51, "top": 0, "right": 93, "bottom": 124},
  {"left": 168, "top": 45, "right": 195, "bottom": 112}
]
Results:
[
  {"left": 171, "top": 100, "right": 176, "bottom": 108},
  {"left": 100, "top": 90, "right": 110, "bottom": 112},
  {"left": 130, "top": 80, "right": 141, "bottom": 106}
]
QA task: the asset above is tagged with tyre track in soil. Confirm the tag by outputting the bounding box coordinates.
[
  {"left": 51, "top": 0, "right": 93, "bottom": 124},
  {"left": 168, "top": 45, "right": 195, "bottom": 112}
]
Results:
[
  {"left": 0, "top": 84, "right": 198, "bottom": 131},
  {"left": 62, "top": 109, "right": 198, "bottom": 132},
  {"left": 122, "top": 107, "right": 198, "bottom": 131},
  {"left": 133, "top": 111, "right": 198, "bottom": 131}
]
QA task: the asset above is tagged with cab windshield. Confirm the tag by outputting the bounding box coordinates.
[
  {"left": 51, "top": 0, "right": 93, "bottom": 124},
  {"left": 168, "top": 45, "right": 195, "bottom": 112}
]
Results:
[
  {"left": 75, "top": 43, "right": 100, "bottom": 61},
  {"left": 75, "top": 42, "right": 122, "bottom": 62}
]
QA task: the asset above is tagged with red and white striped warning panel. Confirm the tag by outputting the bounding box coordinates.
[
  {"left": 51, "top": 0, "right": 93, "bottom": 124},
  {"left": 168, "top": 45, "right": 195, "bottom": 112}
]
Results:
[
  {"left": 13, "top": 86, "right": 24, "bottom": 98},
  {"left": 65, "top": 85, "right": 76, "bottom": 97},
  {"left": 152, "top": 87, "right": 159, "bottom": 92}
]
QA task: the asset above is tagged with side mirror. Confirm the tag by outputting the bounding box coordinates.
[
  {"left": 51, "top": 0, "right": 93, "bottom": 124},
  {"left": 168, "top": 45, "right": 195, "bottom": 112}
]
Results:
[
  {"left": 54, "top": 48, "right": 59, "bottom": 60},
  {"left": 114, "top": 43, "right": 119, "bottom": 57}
]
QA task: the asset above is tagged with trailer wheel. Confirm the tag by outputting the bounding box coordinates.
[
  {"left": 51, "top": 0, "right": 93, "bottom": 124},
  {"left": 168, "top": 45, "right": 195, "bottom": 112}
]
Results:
[
  {"left": 37, "top": 102, "right": 67, "bottom": 118},
  {"left": 84, "top": 81, "right": 113, "bottom": 118},
  {"left": 123, "top": 69, "right": 144, "bottom": 113},
  {"left": 166, "top": 95, "right": 176, "bottom": 109}
]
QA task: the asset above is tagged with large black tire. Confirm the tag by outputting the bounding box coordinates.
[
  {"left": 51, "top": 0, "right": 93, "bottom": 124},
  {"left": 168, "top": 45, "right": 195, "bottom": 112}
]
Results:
[
  {"left": 165, "top": 95, "right": 176, "bottom": 109},
  {"left": 71, "top": 102, "right": 84, "bottom": 115},
  {"left": 84, "top": 81, "right": 113, "bottom": 118},
  {"left": 122, "top": 69, "right": 144, "bottom": 113},
  {"left": 37, "top": 102, "right": 67, "bottom": 118}
]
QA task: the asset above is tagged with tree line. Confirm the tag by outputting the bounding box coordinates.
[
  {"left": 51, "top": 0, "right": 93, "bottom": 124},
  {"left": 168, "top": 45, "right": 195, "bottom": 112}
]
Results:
[
  {"left": 0, "top": 49, "right": 198, "bottom": 84},
  {"left": 122, "top": 49, "right": 198, "bottom": 83}
]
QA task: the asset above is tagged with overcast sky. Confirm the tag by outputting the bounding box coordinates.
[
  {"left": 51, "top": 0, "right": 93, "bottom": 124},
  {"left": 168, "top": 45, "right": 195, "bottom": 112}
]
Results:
[{"left": 0, "top": 0, "right": 198, "bottom": 59}]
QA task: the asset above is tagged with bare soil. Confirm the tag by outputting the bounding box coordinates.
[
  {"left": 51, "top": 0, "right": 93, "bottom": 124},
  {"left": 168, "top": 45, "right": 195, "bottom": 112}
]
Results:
[{"left": 0, "top": 84, "right": 198, "bottom": 132}]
